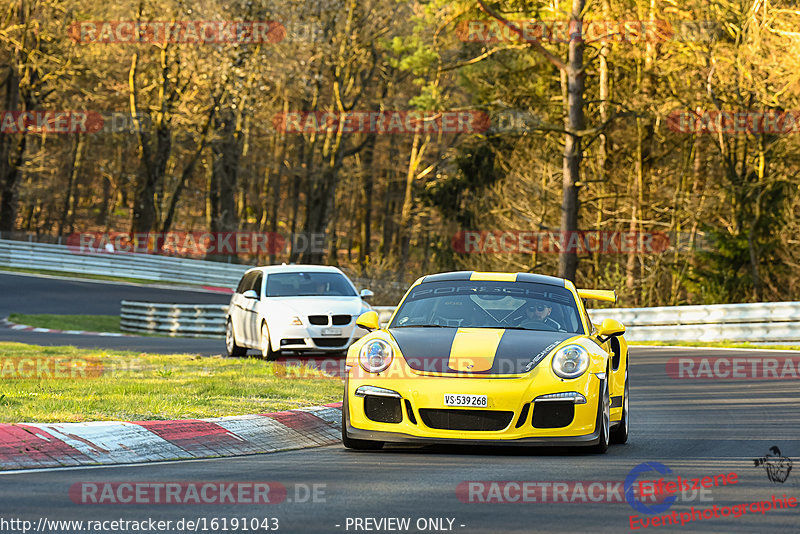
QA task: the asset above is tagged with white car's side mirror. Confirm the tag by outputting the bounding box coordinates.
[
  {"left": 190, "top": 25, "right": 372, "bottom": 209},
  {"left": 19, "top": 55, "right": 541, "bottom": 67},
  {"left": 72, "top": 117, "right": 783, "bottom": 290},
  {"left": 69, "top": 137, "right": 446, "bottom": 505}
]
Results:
[
  {"left": 360, "top": 289, "right": 374, "bottom": 300},
  {"left": 242, "top": 290, "right": 259, "bottom": 299}
]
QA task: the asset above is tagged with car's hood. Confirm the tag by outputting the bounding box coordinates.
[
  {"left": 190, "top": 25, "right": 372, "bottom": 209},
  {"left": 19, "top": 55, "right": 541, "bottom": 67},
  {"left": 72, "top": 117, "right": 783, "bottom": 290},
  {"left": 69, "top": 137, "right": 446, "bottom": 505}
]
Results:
[
  {"left": 388, "top": 327, "right": 578, "bottom": 375},
  {"left": 266, "top": 296, "right": 367, "bottom": 317}
]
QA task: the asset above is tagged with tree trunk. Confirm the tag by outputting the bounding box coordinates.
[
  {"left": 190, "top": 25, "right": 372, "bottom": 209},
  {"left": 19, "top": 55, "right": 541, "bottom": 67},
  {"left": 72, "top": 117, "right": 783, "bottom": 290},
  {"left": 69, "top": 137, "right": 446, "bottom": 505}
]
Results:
[{"left": 557, "top": 0, "right": 586, "bottom": 282}]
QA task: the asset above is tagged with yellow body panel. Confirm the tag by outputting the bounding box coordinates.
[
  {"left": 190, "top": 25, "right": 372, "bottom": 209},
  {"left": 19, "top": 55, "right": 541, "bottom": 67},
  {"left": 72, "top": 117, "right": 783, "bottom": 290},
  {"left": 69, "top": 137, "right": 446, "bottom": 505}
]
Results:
[
  {"left": 447, "top": 328, "right": 504, "bottom": 372},
  {"left": 345, "top": 272, "right": 628, "bottom": 443}
]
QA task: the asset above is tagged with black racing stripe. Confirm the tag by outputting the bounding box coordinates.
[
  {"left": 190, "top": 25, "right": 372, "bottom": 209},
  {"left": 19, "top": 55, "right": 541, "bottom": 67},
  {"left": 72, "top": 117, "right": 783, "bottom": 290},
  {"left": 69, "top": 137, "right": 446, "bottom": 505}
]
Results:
[
  {"left": 486, "top": 330, "right": 574, "bottom": 374},
  {"left": 611, "top": 395, "right": 623, "bottom": 408},
  {"left": 515, "top": 273, "right": 565, "bottom": 287},
  {"left": 389, "top": 327, "right": 458, "bottom": 373},
  {"left": 420, "top": 271, "right": 473, "bottom": 283}
]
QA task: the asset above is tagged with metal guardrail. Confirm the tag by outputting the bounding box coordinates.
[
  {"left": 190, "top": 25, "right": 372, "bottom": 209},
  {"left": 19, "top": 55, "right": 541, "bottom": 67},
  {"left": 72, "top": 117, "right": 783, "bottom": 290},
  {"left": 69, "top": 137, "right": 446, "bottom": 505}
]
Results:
[
  {"left": 0, "top": 239, "right": 249, "bottom": 288},
  {"left": 120, "top": 301, "right": 229, "bottom": 338},
  {"left": 120, "top": 300, "right": 800, "bottom": 344},
  {"left": 119, "top": 301, "right": 398, "bottom": 338},
  {"left": 588, "top": 303, "right": 800, "bottom": 343},
  {"left": 4, "top": 238, "right": 797, "bottom": 343}
]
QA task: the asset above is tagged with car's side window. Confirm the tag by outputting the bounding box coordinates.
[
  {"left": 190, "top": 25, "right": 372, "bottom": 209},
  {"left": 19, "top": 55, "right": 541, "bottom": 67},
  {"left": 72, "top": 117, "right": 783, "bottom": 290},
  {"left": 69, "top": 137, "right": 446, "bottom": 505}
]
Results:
[
  {"left": 251, "top": 273, "right": 264, "bottom": 297},
  {"left": 236, "top": 273, "right": 250, "bottom": 294}
]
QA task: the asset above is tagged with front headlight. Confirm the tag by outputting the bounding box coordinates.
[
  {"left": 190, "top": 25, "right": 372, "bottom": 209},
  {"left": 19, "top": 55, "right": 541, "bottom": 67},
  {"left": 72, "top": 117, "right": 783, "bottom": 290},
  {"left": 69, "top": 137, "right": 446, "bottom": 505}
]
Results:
[
  {"left": 551, "top": 345, "right": 589, "bottom": 379},
  {"left": 359, "top": 339, "right": 394, "bottom": 373},
  {"left": 288, "top": 316, "right": 303, "bottom": 326}
]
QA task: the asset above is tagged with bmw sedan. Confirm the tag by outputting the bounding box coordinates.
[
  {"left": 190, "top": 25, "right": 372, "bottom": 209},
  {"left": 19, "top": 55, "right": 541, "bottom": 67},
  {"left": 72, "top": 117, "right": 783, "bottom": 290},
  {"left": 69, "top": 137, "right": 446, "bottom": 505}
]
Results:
[{"left": 225, "top": 265, "right": 374, "bottom": 359}]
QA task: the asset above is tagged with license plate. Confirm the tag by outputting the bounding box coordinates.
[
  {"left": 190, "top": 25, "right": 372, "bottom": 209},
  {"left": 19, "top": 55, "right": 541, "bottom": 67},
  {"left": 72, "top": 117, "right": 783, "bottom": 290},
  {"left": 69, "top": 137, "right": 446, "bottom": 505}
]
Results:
[
  {"left": 321, "top": 328, "right": 342, "bottom": 336},
  {"left": 444, "top": 394, "right": 488, "bottom": 407}
]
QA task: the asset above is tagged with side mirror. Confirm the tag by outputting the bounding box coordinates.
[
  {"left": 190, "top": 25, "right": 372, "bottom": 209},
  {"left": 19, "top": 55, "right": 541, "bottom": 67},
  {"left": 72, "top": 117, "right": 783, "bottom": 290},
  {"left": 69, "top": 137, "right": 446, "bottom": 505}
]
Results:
[
  {"left": 596, "top": 318, "right": 625, "bottom": 339},
  {"left": 356, "top": 310, "right": 380, "bottom": 332},
  {"left": 242, "top": 289, "right": 259, "bottom": 300},
  {"left": 360, "top": 289, "right": 374, "bottom": 300}
]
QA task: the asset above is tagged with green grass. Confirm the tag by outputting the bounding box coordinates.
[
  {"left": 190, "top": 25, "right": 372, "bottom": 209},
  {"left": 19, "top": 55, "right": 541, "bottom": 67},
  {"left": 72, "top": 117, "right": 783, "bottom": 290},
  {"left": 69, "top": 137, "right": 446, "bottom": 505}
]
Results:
[
  {"left": 630, "top": 340, "right": 800, "bottom": 351},
  {"left": 0, "top": 342, "right": 341, "bottom": 423},
  {"left": 9, "top": 313, "right": 123, "bottom": 333}
]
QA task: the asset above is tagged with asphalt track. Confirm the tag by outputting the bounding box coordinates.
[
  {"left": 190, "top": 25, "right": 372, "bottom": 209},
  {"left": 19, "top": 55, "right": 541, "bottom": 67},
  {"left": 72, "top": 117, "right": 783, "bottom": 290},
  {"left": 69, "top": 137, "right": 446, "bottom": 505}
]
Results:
[
  {"left": 0, "top": 271, "right": 230, "bottom": 354},
  {"left": 0, "top": 272, "right": 798, "bottom": 532}
]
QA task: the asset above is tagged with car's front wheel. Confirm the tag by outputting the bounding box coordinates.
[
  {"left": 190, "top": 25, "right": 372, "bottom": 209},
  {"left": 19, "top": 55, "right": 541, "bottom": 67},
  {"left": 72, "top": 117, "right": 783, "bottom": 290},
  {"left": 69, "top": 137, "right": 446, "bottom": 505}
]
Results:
[
  {"left": 610, "top": 371, "right": 629, "bottom": 444},
  {"left": 590, "top": 373, "right": 610, "bottom": 454},
  {"left": 260, "top": 322, "right": 278, "bottom": 361},
  {"left": 225, "top": 319, "right": 246, "bottom": 357}
]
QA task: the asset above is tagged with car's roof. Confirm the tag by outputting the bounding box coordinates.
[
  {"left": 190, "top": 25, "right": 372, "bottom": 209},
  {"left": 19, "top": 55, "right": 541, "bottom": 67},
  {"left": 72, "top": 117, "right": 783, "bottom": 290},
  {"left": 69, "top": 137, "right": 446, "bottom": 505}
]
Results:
[
  {"left": 244, "top": 264, "right": 347, "bottom": 275},
  {"left": 419, "top": 271, "right": 565, "bottom": 287}
]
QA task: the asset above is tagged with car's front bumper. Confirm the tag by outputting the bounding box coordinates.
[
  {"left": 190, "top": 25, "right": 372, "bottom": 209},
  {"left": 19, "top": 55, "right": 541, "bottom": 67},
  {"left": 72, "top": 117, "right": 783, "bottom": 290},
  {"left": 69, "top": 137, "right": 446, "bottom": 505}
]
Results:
[{"left": 343, "top": 369, "right": 607, "bottom": 445}]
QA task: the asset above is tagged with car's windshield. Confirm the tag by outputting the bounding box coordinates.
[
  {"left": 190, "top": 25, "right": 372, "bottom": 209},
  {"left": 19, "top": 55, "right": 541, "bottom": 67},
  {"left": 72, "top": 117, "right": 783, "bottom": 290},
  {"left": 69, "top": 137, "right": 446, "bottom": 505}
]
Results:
[
  {"left": 265, "top": 272, "right": 357, "bottom": 297},
  {"left": 390, "top": 280, "right": 584, "bottom": 334}
]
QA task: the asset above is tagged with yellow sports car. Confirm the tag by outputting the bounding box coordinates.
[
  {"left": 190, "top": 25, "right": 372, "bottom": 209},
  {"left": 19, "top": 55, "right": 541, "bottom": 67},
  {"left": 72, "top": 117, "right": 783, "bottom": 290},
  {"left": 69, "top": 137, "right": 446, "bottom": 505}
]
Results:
[{"left": 342, "top": 271, "right": 628, "bottom": 453}]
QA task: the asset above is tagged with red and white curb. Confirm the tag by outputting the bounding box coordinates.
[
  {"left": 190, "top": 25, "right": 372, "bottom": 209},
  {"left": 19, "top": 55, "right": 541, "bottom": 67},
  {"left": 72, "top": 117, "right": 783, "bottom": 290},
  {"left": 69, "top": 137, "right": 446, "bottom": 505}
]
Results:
[
  {"left": 0, "top": 403, "right": 342, "bottom": 471},
  {"left": 1, "top": 317, "right": 132, "bottom": 337}
]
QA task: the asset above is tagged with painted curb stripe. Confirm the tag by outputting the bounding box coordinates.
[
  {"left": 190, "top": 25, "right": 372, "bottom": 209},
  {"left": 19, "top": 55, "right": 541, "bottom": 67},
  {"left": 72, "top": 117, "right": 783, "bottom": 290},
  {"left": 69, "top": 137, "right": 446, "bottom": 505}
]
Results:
[
  {"left": 0, "top": 424, "right": 93, "bottom": 469},
  {"left": 0, "top": 405, "right": 345, "bottom": 471},
  {"left": 25, "top": 422, "right": 188, "bottom": 464}
]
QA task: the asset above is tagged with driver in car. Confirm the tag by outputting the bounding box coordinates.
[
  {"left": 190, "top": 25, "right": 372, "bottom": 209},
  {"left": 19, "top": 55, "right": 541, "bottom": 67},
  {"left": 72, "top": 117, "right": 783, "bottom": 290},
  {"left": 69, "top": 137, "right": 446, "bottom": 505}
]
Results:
[{"left": 520, "top": 301, "right": 562, "bottom": 330}]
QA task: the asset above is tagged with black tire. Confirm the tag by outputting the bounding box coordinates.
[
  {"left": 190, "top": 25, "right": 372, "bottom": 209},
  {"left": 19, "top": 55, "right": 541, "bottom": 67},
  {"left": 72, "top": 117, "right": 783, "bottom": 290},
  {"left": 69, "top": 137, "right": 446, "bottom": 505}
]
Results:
[
  {"left": 225, "top": 319, "right": 247, "bottom": 357},
  {"left": 341, "top": 399, "right": 384, "bottom": 450},
  {"left": 610, "top": 371, "right": 629, "bottom": 444},
  {"left": 590, "top": 373, "right": 610, "bottom": 454},
  {"left": 260, "top": 322, "right": 278, "bottom": 361}
]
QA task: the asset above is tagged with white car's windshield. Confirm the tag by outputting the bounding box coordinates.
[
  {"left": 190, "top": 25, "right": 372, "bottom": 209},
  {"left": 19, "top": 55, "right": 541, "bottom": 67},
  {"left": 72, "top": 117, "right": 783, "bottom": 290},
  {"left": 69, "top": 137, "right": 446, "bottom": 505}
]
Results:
[
  {"left": 265, "top": 272, "right": 357, "bottom": 297},
  {"left": 390, "top": 280, "right": 584, "bottom": 334}
]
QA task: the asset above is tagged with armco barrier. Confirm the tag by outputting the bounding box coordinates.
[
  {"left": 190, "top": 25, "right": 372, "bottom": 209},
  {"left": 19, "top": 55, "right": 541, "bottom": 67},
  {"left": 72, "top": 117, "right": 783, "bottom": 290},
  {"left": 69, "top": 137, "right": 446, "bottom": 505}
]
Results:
[
  {"left": 0, "top": 238, "right": 249, "bottom": 287},
  {"left": 121, "top": 300, "right": 800, "bottom": 343},
  {"left": 120, "top": 301, "right": 230, "bottom": 337},
  {"left": 119, "top": 302, "right": 397, "bottom": 338}
]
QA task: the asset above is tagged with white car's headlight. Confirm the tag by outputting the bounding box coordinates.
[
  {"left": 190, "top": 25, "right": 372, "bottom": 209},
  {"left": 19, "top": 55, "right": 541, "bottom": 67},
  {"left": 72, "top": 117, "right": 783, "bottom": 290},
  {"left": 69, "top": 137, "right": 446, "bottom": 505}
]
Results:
[
  {"left": 288, "top": 316, "right": 303, "bottom": 326},
  {"left": 551, "top": 345, "right": 589, "bottom": 379},
  {"left": 359, "top": 339, "right": 394, "bottom": 373}
]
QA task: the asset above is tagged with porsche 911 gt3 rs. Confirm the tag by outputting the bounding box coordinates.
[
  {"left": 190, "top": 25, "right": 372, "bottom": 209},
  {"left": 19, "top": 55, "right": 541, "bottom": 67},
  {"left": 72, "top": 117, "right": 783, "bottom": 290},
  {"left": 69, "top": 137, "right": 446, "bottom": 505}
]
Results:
[{"left": 342, "top": 271, "right": 629, "bottom": 453}]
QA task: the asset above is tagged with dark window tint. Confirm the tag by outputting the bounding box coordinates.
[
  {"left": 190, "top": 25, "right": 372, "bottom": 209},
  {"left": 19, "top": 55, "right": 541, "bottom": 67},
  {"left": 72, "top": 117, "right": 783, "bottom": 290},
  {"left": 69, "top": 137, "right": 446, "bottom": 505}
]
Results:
[{"left": 265, "top": 272, "right": 356, "bottom": 297}]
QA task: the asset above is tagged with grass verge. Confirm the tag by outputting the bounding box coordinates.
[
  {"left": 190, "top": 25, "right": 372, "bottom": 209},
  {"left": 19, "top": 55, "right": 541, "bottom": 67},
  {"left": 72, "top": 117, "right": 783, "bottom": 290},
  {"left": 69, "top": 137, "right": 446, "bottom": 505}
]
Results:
[
  {"left": 8, "top": 313, "right": 123, "bottom": 334},
  {"left": 0, "top": 342, "right": 341, "bottom": 423},
  {"left": 630, "top": 340, "right": 800, "bottom": 351}
]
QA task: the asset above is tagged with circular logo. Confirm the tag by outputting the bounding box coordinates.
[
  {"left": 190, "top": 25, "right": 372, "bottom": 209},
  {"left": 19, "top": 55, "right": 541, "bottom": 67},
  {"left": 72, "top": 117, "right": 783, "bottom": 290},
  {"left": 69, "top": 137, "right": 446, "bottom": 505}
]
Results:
[{"left": 624, "top": 462, "right": 677, "bottom": 514}]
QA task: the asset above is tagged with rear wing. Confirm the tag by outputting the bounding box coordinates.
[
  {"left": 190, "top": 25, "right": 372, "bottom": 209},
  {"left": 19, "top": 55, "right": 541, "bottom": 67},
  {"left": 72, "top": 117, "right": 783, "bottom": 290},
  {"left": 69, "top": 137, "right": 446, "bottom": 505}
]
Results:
[{"left": 577, "top": 289, "right": 617, "bottom": 304}]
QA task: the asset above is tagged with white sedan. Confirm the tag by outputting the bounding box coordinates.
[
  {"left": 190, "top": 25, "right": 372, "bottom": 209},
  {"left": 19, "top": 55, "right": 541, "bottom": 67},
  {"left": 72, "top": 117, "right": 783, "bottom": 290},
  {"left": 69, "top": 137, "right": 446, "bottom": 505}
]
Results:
[{"left": 225, "top": 265, "right": 374, "bottom": 359}]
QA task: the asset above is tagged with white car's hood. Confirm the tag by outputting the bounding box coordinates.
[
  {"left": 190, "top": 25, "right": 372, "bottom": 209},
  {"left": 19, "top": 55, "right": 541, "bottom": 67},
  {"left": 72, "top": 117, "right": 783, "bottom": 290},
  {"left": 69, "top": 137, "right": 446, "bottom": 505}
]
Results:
[{"left": 266, "top": 296, "right": 367, "bottom": 317}]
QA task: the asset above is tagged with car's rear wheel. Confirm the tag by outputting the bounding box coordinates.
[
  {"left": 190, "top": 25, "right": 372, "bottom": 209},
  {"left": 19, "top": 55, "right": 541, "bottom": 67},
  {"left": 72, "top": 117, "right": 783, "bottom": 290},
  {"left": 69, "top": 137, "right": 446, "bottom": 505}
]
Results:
[
  {"left": 225, "top": 319, "right": 246, "bottom": 357},
  {"left": 610, "top": 371, "right": 629, "bottom": 444},
  {"left": 341, "top": 399, "right": 384, "bottom": 450},
  {"left": 260, "top": 322, "right": 278, "bottom": 361},
  {"left": 590, "top": 373, "right": 610, "bottom": 454}
]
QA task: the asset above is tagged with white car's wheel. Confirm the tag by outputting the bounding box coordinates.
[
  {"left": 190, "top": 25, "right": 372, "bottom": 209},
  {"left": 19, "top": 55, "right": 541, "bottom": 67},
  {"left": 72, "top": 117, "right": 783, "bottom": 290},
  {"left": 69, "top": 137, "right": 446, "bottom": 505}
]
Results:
[
  {"left": 260, "top": 322, "right": 278, "bottom": 360},
  {"left": 225, "top": 319, "right": 246, "bottom": 357}
]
